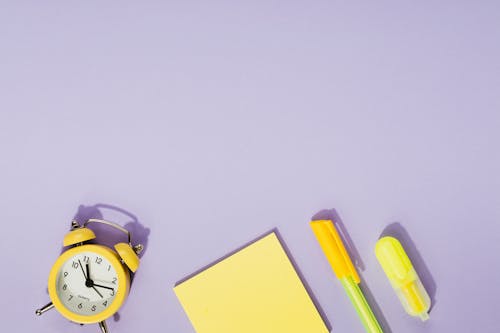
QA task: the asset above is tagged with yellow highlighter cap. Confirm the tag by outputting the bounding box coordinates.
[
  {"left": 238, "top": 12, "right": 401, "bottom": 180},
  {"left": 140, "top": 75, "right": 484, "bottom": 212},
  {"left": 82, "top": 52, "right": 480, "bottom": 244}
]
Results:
[
  {"left": 310, "top": 220, "right": 360, "bottom": 283},
  {"left": 375, "top": 236, "right": 431, "bottom": 321}
]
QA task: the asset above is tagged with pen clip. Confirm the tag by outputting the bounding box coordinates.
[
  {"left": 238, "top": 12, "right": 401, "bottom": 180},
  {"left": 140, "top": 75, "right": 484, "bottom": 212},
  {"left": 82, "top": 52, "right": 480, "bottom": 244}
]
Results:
[
  {"left": 335, "top": 221, "right": 365, "bottom": 272},
  {"left": 311, "top": 220, "right": 360, "bottom": 283}
]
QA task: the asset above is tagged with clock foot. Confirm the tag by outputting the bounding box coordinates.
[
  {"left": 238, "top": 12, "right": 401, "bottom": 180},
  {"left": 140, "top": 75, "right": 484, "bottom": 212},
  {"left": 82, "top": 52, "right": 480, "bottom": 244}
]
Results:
[
  {"left": 98, "top": 320, "right": 108, "bottom": 333},
  {"left": 35, "top": 302, "right": 54, "bottom": 316}
]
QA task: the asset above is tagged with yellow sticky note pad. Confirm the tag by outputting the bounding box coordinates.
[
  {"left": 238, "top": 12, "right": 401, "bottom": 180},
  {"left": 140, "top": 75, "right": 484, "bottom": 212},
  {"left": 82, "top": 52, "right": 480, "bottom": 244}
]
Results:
[{"left": 174, "top": 232, "right": 329, "bottom": 333}]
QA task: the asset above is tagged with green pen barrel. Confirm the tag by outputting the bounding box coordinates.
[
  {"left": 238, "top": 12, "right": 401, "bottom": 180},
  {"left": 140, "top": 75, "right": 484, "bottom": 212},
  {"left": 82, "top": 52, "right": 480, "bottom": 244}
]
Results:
[{"left": 340, "top": 276, "right": 383, "bottom": 333}]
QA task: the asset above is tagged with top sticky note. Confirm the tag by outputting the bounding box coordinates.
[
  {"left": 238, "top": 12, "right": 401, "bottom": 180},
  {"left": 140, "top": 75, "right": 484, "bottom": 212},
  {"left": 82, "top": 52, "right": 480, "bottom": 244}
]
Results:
[{"left": 173, "top": 232, "right": 329, "bottom": 333}]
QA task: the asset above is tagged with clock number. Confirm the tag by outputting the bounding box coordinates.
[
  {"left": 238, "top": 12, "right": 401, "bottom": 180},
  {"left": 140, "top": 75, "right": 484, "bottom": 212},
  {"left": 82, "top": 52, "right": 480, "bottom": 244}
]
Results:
[
  {"left": 78, "top": 303, "right": 83, "bottom": 309},
  {"left": 83, "top": 256, "right": 89, "bottom": 263},
  {"left": 110, "top": 289, "right": 115, "bottom": 296},
  {"left": 62, "top": 284, "right": 67, "bottom": 291},
  {"left": 91, "top": 305, "right": 96, "bottom": 312},
  {"left": 68, "top": 295, "right": 73, "bottom": 301},
  {"left": 108, "top": 265, "right": 111, "bottom": 271},
  {"left": 102, "top": 301, "right": 108, "bottom": 307},
  {"left": 112, "top": 277, "right": 117, "bottom": 284},
  {"left": 63, "top": 271, "right": 68, "bottom": 277},
  {"left": 95, "top": 257, "right": 102, "bottom": 264},
  {"left": 72, "top": 261, "right": 78, "bottom": 269}
]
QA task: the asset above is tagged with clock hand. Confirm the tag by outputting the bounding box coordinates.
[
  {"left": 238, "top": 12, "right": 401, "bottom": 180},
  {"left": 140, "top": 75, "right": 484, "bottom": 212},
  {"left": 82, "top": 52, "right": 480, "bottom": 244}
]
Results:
[
  {"left": 83, "top": 262, "right": 105, "bottom": 298},
  {"left": 92, "top": 286, "right": 104, "bottom": 298},
  {"left": 78, "top": 260, "right": 88, "bottom": 280},
  {"left": 93, "top": 283, "right": 115, "bottom": 291},
  {"left": 86, "top": 263, "right": 91, "bottom": 281}
]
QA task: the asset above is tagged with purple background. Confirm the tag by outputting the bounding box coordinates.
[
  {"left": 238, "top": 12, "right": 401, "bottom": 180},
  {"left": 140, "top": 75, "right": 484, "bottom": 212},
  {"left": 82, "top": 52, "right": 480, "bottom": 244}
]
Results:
[{"left": 1, "top": 1, "right": 499, "bottom": 332}]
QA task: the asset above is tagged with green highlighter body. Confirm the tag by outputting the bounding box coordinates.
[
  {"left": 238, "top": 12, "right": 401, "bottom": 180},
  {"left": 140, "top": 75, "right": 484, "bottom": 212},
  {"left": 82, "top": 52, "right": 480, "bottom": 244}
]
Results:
[{"left": 311, "top": 220, "right": 383, "bottom": 333}]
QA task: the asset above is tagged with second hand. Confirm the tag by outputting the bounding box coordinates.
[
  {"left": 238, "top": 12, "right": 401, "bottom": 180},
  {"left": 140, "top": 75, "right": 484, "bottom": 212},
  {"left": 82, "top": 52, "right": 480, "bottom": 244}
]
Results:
[{"left": 85, "top": 262, "right": 104, "bottom": 299}]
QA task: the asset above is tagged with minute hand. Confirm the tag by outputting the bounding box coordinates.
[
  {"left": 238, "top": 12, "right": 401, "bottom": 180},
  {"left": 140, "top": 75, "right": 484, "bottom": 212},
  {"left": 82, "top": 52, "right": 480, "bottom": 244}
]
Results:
[
  {"left": 78, "top": 260, "right": 88, "bottom": 279},
  {"left": 93, "top": 283, "right": 115, "bottom": 291}
]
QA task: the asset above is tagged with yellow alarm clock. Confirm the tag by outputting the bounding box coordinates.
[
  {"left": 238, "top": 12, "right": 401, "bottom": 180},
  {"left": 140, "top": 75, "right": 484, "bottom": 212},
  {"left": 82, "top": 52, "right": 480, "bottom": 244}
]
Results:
[{"left": 36, "top": 219, "right": 143, "bottom": 333}]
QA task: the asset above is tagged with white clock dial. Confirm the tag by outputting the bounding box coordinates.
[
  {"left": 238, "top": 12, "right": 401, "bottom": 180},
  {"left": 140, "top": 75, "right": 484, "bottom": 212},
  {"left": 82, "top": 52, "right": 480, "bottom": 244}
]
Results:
[{"left": 56, "top": 251, "right": 119, "bottom": 316}]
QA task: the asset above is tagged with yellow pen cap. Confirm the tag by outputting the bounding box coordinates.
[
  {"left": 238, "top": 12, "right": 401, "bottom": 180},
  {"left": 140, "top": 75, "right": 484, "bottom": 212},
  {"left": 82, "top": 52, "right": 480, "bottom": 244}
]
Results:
[
  {"left": 375, "top": 236, "right": 431, "bottom": 321},
  {"left": 310, "top": 220, "right": 360, "bottom": 283}
]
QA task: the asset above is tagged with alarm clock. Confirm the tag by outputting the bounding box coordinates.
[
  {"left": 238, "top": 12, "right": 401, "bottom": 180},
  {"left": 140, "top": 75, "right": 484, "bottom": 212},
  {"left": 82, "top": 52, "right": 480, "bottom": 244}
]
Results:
[{"left": 36, "top": 218, "right": 143, "bottom": 333}]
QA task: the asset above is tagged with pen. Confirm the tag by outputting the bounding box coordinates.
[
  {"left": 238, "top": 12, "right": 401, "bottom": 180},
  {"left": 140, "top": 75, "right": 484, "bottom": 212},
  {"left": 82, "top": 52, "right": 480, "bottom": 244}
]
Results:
[{"left": 310, "top": 220, "right": 383, "bottom": 333}]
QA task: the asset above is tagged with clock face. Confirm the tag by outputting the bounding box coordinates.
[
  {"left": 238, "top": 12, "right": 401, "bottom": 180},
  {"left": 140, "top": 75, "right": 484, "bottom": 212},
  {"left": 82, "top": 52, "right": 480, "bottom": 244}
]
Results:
[{"left": 56, "top": 251, "right": 119, "bottom": 316}]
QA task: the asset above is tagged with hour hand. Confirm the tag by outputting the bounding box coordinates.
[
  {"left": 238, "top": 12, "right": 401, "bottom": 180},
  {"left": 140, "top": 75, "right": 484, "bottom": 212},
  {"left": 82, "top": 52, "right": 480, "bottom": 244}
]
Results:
[{"left": 86, "top": 263, "right": 90, "bottom": 280}]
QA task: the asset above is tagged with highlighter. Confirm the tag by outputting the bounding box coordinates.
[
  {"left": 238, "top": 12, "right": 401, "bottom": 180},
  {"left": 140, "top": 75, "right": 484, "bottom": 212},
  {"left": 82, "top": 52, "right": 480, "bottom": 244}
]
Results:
[
  {"left": 375, "top": 236, "right": 431, "bottom": 321},
  {"left": 311, "top": 220, "right": 383, "bottom": 333}
]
